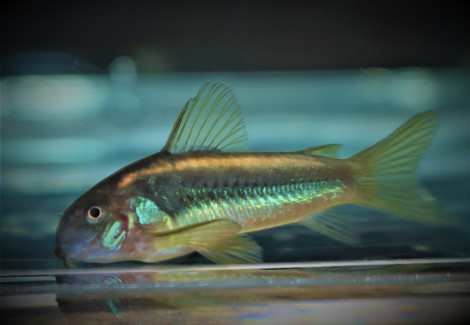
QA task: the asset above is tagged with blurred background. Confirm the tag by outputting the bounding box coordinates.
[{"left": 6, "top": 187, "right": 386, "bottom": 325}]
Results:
[
  {"left": 2, "top": 1, "right": 469, "bottom": 73},
  {"left": 1, "top": 0, "right": 469, "bottom": 270}
]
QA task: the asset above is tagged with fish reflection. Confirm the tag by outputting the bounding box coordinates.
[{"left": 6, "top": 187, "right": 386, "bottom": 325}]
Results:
[
  {"left": 54, "top": 263, "right": 465, "bottom": 323},
  {"left": 55, "top": 268, "right": 313, "bottom": 323}
]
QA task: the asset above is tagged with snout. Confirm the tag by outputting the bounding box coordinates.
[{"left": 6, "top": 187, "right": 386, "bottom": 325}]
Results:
[
  {"left": 55, "top": 214, "right": 111, "bottom": 266},
  {"left": 54, "top": 216, "right": 84, "bottom": 267},
  {"left": 54, "top": 225, "right": 73, "bottom": 267}
]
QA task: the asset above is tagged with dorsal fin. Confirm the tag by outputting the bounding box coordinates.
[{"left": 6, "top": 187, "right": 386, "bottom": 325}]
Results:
[
  {"left": 162, "top": 82, "right": 248, "bottom": 153},
  {"left": 298, "top": 144, "right": 342, "bottom": 158}
]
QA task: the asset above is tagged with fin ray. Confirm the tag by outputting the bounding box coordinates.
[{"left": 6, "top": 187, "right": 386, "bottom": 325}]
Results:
[
  {"left": 350, "top": 110, "right": 450, "bottom": 224},
  {"left": 298, "top": 144, "right": 342, "bottom": 158},
  {"left": 300, "top": 206, "right": 359, "bottom": 245},
  {"left": 197, "top": 235, "right": 263, "bottom": 264},
  {"left": 162, "top": 83, "right": 247, "bottom": 153}
]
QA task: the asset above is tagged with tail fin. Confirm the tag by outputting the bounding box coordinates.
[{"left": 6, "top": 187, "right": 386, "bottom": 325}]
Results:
[{"left": 350, "top": 110, "right": 449, "bottom": 225}]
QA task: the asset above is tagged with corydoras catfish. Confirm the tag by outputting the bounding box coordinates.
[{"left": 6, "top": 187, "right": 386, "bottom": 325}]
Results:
[{"left": 55, "top": 82, "right": 451, "bottom": 267}]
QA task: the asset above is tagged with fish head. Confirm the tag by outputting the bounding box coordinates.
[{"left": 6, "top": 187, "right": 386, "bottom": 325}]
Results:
[{"left": 55, "top": 183, "right": 129, "bottom": 267}]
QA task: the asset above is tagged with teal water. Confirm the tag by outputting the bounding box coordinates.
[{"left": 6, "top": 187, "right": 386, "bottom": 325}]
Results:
[{"left": 1, "top": 69, "right": 469, "bottom": 323}]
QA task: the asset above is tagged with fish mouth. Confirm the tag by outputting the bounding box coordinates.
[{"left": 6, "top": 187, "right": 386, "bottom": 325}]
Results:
[
  {"left": 54, "top": 237, "right": 79, "bottom": 268},
  {"left": 54, "top": 244, "right": 71, "bottom": 268}
]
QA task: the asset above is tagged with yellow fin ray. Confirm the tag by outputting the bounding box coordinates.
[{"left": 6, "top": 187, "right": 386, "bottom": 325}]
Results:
[
  {"left": 298, "top": 144, "right": 342, "bottom": 158},
  {"left": 350, "top": 110, "right": 450, "bottom": 225},
  {"left": 300, "top": 206, "right": 359, "bottom": 245},
  {"left": 162, "top": 83, "right": 247, "bottom": 153}
]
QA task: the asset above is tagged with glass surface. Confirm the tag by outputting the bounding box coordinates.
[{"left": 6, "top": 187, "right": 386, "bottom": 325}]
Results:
[
  {"left": 1, "top": 69, "right": 469, "bottom": 323},
  {"left": 1, "top": 261, "right": 470, "bottom": 323}
]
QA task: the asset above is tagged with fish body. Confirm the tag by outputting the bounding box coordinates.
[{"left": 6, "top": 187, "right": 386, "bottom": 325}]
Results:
[
  {"left": 55, "top": 82, "right": 449, "bottom": 266},
  {"left": 122, "top": 150, "right": 357, "bottom": 232}
]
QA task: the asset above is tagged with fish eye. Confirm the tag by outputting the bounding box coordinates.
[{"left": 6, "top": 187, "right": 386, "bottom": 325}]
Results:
[{"left": 87, "top": 206, "right": 103, "bottom": 222}]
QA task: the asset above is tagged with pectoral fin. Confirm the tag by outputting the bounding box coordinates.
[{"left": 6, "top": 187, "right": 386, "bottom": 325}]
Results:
[{"left": 155, "top": 219, "right": 263, "bottom": 264}]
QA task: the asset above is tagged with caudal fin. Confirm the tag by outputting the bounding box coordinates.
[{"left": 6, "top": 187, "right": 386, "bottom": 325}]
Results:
[{"left": 350, "top": 111, "right": 450, "bottom": 225}]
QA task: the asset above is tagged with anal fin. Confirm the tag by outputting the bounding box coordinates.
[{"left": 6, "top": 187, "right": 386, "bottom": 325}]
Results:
[{"left": 300, "top": 206, "right": 360, "bottom": 245}]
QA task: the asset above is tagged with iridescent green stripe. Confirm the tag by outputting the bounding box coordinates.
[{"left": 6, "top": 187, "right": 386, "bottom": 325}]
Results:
[{"left": 174, "top": 179, "right": 345, "bottom": 226}]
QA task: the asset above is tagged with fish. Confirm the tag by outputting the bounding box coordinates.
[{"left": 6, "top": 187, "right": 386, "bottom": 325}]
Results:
[{"left": 55, "top": 82, "right": 452, "bottom": 267}]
